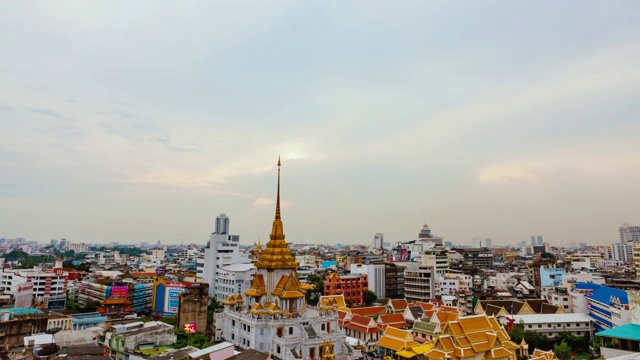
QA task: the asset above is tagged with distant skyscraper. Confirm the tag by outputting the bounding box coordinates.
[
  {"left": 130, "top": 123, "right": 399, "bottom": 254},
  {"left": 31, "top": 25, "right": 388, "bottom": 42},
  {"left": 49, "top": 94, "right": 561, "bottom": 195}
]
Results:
[
  {"left": 215, "top": 213, "right": 230, "bottom": 235},
  {"left": 472, "top": 237, "right": 492, "bottom": 248},
  {"left": 531, "top": 235, "right": 536, "bottom": 246},
  {"left": 370, "top": 233, "right": 384, "bottom": 249},
  {"left": 536, "top": 234, "right": 543, "bottom": 246},
  {"left": 620, "top": 223, "right": 640, "bottom": 243}
]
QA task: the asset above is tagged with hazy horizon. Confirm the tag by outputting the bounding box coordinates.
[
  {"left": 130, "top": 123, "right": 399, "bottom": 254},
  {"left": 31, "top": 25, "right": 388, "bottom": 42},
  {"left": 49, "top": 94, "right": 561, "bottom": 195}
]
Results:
[{"left": 1, "top": 1, "right": 638, "bottom": 247}]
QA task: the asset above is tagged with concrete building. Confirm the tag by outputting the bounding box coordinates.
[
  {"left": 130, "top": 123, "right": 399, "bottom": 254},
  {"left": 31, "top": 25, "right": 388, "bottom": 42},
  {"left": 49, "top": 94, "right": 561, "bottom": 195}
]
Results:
[
  {"left": 215, "top": 213, "right": 230, "bottom": 235},
  {"left": 215, "top": 263, "right": 256, "bottom": 302},
  {"left": 421, "top": 246, "right": 449, "bottom": 275},
  {"left": 383, "top": 263, "right": 405, "bottom": 299},
  {"left": 507, "top": 313, "right": 593, "bottom": 340},
  {"left": 452, "top": 248, "right": 494, "bottom": 268},
  {"left": 620, "top": 223, "right": 640, "bottom": 243},
  {"left": 199, "top": 214, "right": 252, "bottom": 297},
  {"left": 350, "top": 263, "right": 385, "bottom": 299},
  {"left": 472, "top": 237, "right": 492, "bottom": 248},
  {"left": 612, "top": 242, "right": 635, "bottom": 263},
  {"left": 571, "top": 283, "right": 630, "bottom": 332},
  {"left": 177, "top": 282, "right": 209, "bottom": 334},
  {"left": 323, "top": 273, "right": 368, "bottom": 307},
  {"left": 370, "top": 233, "right": 384, "bottom": 250},
  {"left": 401, "top": 262, "right": 435, "bottom": 304},
  {"left": 100, "top": 321, "right": 177, "bottom": 360},
  {"left": 0, "top": 259, "right": 68, "bottom": 303}
]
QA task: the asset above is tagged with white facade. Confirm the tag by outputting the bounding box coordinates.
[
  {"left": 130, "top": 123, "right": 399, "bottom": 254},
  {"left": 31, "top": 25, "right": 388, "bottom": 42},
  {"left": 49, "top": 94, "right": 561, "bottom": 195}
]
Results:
[
  {"left": 214, "top": 263, "right": 256, "bottom": 302},
  {"left": 200, "top": 232, "right": 251, "bottom": 296},
  {"left": 68, "top": 242, "right": 90, "bottom": 253},
  {"left": 620, "top": 223, "right": 640, "bottom": 243},
  {"left": 506, "top": 314, "right": 593, "bottom": 340},
  {"left": 0, "top": 263, "right": 68, "bottom": 302},
  {"left": 611, "top": 242, "right": 634, "bottom": 263},
  {"left": 295, "top": 255, "right": 317, "bottom": 268},
  {"left": 400, "top": 262, "right": 435, "bottom": 303},
  {"left": 350, "top": 263, "right": 385, "bottom": 298}
]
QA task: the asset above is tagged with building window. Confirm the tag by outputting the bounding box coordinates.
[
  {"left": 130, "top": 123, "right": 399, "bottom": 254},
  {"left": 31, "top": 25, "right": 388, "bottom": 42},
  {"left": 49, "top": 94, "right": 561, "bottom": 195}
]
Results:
[{"left": 289, "top": 327, "right": 293, "bottom": 335}]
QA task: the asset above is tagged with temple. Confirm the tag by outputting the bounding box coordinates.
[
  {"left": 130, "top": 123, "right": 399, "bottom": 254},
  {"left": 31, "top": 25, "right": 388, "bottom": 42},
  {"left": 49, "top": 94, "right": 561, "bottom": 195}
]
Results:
[{"left": 222, "top": 158, "right": 359, "bottom": 360}]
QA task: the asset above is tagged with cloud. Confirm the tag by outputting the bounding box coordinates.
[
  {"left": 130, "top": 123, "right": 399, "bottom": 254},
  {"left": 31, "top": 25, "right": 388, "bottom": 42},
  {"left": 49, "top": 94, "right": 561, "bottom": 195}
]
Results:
[{"left": 253, "top": 197, "right": 274, "bottom": 208}]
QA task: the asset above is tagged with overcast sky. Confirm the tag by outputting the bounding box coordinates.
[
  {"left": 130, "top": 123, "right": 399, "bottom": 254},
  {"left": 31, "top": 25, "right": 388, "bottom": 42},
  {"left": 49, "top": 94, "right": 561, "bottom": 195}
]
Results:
[{"left": 1, "top": 1, "right": 638, "bottom": 247}]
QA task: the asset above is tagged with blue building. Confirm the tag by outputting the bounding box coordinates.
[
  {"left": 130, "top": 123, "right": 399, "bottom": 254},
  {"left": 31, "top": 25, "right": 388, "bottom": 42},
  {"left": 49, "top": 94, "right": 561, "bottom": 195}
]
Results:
[
  {"left": 575, "top": 283, "right": 630, "bottom": 332},
  {"left": 539, "top": 266, "right": 565, "bottom": 287}
]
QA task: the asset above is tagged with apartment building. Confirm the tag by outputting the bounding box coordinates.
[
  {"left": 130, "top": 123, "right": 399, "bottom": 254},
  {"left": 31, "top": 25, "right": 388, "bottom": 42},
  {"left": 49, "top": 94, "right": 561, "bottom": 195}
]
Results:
[{"left": 324, "top": 273, "right": 368, "bottom": 307}]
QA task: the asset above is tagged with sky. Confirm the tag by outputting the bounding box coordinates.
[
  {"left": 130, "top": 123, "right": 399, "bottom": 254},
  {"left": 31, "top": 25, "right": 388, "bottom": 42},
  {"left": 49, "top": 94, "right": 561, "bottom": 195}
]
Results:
[{"left": 1, "top": 1, "right": 639, "bottom": 247}]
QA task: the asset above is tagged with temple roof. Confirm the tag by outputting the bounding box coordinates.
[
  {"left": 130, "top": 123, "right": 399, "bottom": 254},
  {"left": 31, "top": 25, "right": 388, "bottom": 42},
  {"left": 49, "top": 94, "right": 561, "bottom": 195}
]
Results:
[{"left": 254, "top": 158, "right": 300, "bottom": 270}]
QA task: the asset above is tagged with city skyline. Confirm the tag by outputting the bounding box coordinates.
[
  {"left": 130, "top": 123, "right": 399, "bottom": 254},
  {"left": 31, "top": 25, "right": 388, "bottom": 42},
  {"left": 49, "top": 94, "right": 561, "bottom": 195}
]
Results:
[{"left": 1, "top": 2, "right": 639, "bottom": 246}]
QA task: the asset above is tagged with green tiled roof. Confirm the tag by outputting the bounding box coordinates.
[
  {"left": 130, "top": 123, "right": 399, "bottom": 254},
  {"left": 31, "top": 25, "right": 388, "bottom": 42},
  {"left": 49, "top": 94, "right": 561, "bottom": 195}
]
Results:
[
  {"left": 413, "top": 321, "right": 437, "bottom": 333},
  {"left": 596, "top": 324, "right": 640, "bottom": 341}
]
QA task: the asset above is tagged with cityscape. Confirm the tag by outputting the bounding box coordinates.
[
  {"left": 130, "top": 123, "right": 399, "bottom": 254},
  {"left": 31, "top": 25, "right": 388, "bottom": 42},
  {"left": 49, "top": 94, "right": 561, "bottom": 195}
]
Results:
[
  {"left": 1, "top": 2, "right": 639, "bottom": 360},
  {"left": 0, "top": 160, "right": 639, "bottom": 360}
]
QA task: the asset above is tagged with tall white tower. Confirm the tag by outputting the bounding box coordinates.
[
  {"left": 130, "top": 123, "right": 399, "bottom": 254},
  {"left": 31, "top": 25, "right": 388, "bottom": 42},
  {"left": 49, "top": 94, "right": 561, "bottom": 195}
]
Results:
[{"left": 215, "top": 213, "right": 230, "bottom": 235}]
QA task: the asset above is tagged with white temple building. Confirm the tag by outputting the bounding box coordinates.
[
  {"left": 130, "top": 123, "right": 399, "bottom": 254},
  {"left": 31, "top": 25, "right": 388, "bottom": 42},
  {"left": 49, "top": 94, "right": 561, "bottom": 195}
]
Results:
[{"left": 222, "top": 158, "right": 360, "bottom": 360}]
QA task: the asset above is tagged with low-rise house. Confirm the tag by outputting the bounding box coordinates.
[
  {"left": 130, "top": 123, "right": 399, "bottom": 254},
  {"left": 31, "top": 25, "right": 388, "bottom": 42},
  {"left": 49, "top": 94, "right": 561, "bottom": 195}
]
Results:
[
  {"left": 411, "top": 317, "right": 440, "bottom": 343},
  {"left": 100, "top": 321, "right": 177, "bottom": 360},
  {"left": 188, "top": 342, "right": 235, "bottom": 360},
  {"left": 504, "top": 313, "right": 593, "bottom": 340},
  {"left": 342, "top": 314, "right": 383, "bottom": 352},
  {"left": 377, "top": 313, "right": 410, "bottom": 331},
  {"left": 70, "top": 312, "right": 108, "bottom": 330},
  {"left": 402, "top": 305, "right": 424, "bottom": 325},
  {"left": 386, "top": 299, "right": 408, "bottom": 314}
]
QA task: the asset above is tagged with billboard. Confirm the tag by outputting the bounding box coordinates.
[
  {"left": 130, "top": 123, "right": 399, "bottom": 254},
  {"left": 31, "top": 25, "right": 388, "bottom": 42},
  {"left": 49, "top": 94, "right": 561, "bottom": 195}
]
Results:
[
  {"left": 166, "top": 287, "right": 185, "bottom": 313},
  {"left": 46, "top": 296, "right": 66, "bottom": 310},
  {"left": 183, "top": 323, "right": 196, "bottom": 333},
  {"left": 111, "top": 286, "right": 128, "bottom": 299},
  {"left": 14, "top": 284, "right": 33, "bottom": 308}
]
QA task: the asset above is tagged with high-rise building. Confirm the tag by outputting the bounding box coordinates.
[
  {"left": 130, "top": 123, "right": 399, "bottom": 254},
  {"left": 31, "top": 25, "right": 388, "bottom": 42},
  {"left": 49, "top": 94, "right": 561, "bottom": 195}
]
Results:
[
  {"left": 620, "top": 223, "right": 640, "bottom": 243},
  {"left": 531, "top": 235, "right": 536, "bottom": 246},
  {"left": 215, "top": 213, "right": 230, "bottom": 235},
  {"left": 611, "top": 242, "right": 634, "bottom": 263},
  {"left": 472, "top": 237, "right": 492, "bottom": 248},
  {"left": 199, "top": 213, "right": 251, "bottom": 297},
  {"left": 536, "top": 234, "right": 544, "bottom": 246},
  {"left": 369, "top": 233, "right": 384, "bottom": 250}
]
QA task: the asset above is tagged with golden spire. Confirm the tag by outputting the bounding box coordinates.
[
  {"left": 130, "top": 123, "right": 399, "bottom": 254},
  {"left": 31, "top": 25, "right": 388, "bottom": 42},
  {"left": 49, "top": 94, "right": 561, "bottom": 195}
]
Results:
[
  {"left": 255, "top": 157, "right": 299, "bottom": 270},
  {"left": 275, "top": 156, "right": 281, "bottom": 220}
]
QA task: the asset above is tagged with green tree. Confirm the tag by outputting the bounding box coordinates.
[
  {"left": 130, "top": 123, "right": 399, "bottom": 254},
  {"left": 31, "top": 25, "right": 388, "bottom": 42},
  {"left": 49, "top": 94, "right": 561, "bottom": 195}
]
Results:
[
  {"left": 305, "top": 274, "right": 325, "bottom": 306},
  {"left": 159, "top": 315, "right": 177, "bottom": 326},
  {"left": 207, "top": 297, "right": 223, "bottom": 325},
  {"left": 553, "top": 341, "right": 572, "bottom": 360},
  {"left": 174, "top": 328, "right": 213, "bottom": 349},
  {"left": 365, "top": 290, "right": 377, "bottom": 306},
  {"left": 82, "top": 300, "right": 102, "bottom": 313}
]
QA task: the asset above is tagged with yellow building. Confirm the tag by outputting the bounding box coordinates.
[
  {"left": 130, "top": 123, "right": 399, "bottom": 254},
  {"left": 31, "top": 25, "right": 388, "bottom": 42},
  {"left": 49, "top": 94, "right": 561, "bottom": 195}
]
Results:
[{"left": 633, "top": 245, "right": 640, "bottom": 277}]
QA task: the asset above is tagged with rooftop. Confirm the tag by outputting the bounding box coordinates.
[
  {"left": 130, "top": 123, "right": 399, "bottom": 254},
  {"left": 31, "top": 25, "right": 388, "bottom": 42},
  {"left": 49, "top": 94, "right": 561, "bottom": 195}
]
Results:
[
  {"left": 596, "top": 323, "right": 640, "bottom": 341},
  {"left": 188, "top": 342, "right": 234, "bottom": 358}
]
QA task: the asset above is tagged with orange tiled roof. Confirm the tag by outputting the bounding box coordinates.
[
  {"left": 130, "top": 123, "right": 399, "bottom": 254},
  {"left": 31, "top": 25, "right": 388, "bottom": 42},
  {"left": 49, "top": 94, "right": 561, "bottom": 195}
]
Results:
[
  {"left": 391, "top": 299, "right": 409, "bottom": 310},
  {"left": 245, "top": 274, "right": 266, "bottom": 297}
]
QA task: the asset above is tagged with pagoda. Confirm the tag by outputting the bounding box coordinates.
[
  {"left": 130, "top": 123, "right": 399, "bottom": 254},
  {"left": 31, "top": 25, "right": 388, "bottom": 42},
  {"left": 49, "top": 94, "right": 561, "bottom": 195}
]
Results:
[{"left": 222, "top": 158, "right": 358, "bottom": 360}]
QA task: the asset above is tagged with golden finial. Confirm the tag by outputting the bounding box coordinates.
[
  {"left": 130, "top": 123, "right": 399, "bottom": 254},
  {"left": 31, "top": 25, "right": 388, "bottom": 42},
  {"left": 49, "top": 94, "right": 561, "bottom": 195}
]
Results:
[{"left": 275, "top": 156, "right": 281, "bottom": 220}]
